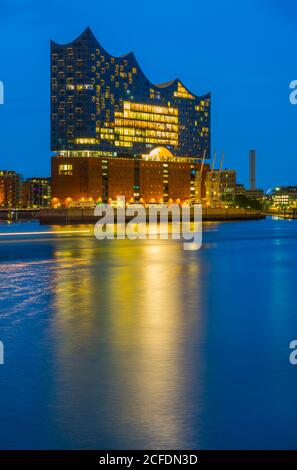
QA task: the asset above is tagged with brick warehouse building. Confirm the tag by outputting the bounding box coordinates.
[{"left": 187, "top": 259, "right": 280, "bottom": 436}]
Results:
[
  {"left": 51, "top": 155, "right": 210, "bottom": 206},
  {"left": 50, "top": 28, "right": 211, "bottom": 206}
]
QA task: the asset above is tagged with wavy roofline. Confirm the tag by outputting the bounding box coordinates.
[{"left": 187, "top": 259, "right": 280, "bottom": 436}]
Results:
[{"left": 51, "top": 27, "right": 210, "bottom": 99}]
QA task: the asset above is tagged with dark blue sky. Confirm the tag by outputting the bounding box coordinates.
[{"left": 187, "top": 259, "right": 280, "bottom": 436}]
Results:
[{"left": 0, "top": 0, "right": 296, "bottom": 189}]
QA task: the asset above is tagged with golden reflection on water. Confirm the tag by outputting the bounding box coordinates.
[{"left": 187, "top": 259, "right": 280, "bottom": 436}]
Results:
[{"left": 51, "top": 237, "right": 205, "bottom": 448}]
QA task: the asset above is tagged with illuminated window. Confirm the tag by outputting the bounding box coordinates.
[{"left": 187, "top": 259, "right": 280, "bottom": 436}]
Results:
[
  {"left": 75, "top": 138, "right": 98, "bottom": 144},
  {"left": 104, "top": 101, "right": 179, "bottom": 147},
  {"left": 59, "top": 164, "right": 73, "bottom": 175},
  {"left": 174, "top": 82, "right": 194, "bottom": 99}
]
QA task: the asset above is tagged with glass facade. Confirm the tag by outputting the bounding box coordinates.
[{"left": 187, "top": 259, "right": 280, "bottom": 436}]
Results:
[{"left": 51, "top": 27, "right": 210, "bottom": 158}]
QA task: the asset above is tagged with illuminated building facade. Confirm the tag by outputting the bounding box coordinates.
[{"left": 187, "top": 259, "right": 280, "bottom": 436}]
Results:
[
  {"left": 0, "top": 170, "right": 22, "bottom": 208},
  {"left": 205, "top": 169, "right": 237, "bottom": 206},
  {"left": 51, "top": 156, "right": 209, "bottom": 207},
  {"left": 218, "top": 170, "right": 237, "bottom": 199},
  {"left": 245, "top": 188, "right": 264, "bottom": 201},
  {"left": 235, "top": 184, "right": 246, "bottom": 196},
  {"left": 51, "top": 27, "right": 210, "bottom": 158},
  {"left": 22, "top": 177, "right": 51, "bottom": 208},
  {"left": 272, "top": 186, "right": 297, "bottom": 208}
]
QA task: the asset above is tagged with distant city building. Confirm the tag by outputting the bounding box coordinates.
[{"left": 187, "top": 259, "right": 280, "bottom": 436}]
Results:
[
  {"left": 51, "top": 27, "right": 210, "bottom": 159},
  {"left": 245, "top": 188, "right": 264, "bottom": 201},
  {"left": 22, "top": 177, "right": 51, "bottom": 208},
  {"left": 205, "top": 169, "right": 236, "bottom": 206},
  {"left": 249, "top": 150, "right": 256, "bottom": 190},
  {"left": 235, "top": 183, "right": 246, "bottom": 196},
  {"left": 218, "top": 170, "right": 237, "bottom": 198},
  {"left": 272, "top": 186, "right": 297, "bottom": 207},
  {"left": 0, "top": 170, "right": 22, "bottom": 208}
]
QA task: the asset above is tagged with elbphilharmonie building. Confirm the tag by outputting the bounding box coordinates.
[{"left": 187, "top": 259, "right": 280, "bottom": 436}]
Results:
[
  {"left": 51, "top": 27, "right": 210, "bottom": 159},
  {"left": 50, "top": 28, "right": 211, "bottom": 206}
]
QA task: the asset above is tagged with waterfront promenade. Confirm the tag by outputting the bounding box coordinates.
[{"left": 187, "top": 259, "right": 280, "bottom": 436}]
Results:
[{"left": 38, "top": 207, "right": 265, "bottom": 224}]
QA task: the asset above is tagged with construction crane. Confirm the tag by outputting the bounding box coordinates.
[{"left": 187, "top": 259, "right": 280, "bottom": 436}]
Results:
[
  {"left": 213, "top": 151, "right": 225, "bottom": 206},
  {"left": 219, "top": 151, "right": 225, "bottom": 175},
  {"left": 205, "top": 151, "right": 217, "bottom": 206},
  {"left": 194, "top": 149, "right": 206, "bottom": 204},
  {"left": 211, "top": 150, "right": 217, "bottom": 176}
]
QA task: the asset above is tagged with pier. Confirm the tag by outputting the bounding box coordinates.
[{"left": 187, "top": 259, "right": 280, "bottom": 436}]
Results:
[
  {"left": 266, "top": 208, "right": 297, "bottom": 219},
  {"left": 0, "top": 209, "right": 40, "bottom": 221},
  {"left": 39, "top": 207, "right": 266, "bottom": 224}
]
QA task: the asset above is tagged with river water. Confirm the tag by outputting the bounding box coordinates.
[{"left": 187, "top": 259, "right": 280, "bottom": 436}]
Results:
[{"left": 0, "top": 218, "right": 296, "bottom": 449}]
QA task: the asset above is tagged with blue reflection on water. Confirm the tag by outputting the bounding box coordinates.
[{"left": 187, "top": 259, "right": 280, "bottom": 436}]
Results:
[{"left": 0, "top": 218, "right": 297, "bottom": 449}]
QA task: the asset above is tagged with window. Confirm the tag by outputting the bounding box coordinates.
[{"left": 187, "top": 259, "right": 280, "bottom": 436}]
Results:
[{"left": 59, "top": 164, "right": 73, "bottom": 175}]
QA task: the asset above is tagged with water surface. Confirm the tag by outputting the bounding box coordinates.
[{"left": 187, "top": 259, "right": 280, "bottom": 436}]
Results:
[{"left": 0, "top": 218, "right": 297, "bottom": 449}]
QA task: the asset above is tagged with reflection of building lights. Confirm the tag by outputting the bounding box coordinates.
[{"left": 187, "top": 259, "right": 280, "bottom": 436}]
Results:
[{"left": 0, "top": 229, "right": 90, "bottom": 237}]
